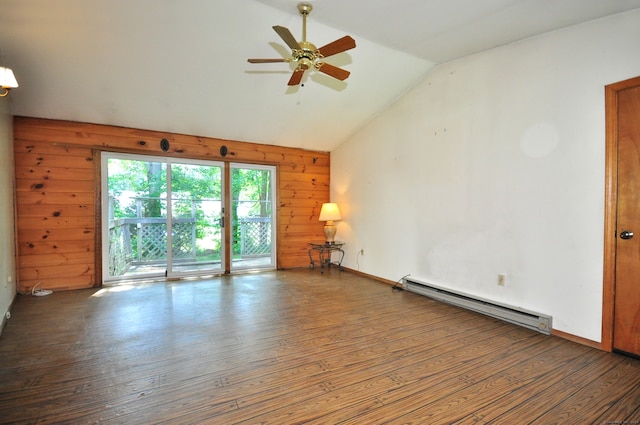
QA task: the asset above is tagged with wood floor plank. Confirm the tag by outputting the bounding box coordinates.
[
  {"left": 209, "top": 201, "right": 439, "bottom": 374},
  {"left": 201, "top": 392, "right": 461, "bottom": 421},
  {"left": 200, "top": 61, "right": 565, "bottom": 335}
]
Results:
[
  {"left": 529, "top": 355, "right": 640, "bottom": 424},
  {"left": 383, "top": 336, "right": 594, "bottom": 424},
  {"left": 591, "top": 375, "right": 640, "bottom": 425},
  {"left": 452, "top": 348, "right": 616, "bottom": 424},
  {"left": 337, "top": 331, "right": 553, "bottom": 424},
  {"left": 213, "top": 319, "right": 521, "bottom": 423},
  {"left": 1, "top": 269, "right": 639, "bottom": 424}
]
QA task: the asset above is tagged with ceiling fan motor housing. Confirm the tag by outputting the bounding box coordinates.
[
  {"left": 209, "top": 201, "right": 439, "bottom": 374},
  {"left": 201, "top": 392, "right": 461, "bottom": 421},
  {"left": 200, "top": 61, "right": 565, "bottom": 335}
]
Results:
[{"left": 294, "top": 40, "right": 318, "bottom": 65}]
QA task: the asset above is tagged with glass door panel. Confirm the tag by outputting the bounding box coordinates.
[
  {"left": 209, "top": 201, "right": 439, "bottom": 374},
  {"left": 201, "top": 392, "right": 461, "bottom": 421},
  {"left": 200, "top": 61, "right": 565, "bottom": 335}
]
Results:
[
  {"left": 230, "top": 164, "right": 276, "bottom": 270},
  {"left": 104, "top": 154, "right": 168, "bottom": 281},
  {"left": 168, "top": 161, "right": 224, "bottom": 276}
]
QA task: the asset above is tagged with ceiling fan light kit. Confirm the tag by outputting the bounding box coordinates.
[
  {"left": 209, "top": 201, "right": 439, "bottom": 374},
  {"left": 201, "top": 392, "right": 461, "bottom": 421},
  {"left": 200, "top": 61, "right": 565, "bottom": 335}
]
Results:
[{"left": 248, "top": 2, "right": 356, "bottom": 87}]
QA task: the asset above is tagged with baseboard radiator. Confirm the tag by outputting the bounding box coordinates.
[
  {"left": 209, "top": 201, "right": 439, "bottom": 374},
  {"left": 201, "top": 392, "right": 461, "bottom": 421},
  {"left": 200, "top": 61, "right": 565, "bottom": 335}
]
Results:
[{"left": 403, "top": 277, "right": 552, "bottom": 335}]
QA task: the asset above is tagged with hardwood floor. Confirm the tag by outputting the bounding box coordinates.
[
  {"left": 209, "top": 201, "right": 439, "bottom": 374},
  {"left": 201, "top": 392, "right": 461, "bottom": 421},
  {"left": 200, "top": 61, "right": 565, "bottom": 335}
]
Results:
[{"left": 1, "top": 269, "right": 639, "bottom": 424}]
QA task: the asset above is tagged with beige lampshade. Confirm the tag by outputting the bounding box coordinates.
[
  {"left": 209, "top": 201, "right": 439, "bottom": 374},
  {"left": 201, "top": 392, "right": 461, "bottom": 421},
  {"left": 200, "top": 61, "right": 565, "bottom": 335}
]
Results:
[{"left": 319, "top": 203, "right": 341, "bottom": 222}]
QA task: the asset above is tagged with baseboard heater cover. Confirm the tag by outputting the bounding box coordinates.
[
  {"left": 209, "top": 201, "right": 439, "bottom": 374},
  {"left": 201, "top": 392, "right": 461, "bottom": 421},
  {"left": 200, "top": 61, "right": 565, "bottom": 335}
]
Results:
[{"left": 403, "top": 277, "right": 552, "bottom": 335}]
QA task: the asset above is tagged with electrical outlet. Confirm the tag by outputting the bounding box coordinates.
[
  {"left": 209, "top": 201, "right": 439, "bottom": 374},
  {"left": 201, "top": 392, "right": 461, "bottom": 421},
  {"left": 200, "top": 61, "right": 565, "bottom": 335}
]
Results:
[{"left": 497, "top": 274, "right": 506, "bottom": 287}]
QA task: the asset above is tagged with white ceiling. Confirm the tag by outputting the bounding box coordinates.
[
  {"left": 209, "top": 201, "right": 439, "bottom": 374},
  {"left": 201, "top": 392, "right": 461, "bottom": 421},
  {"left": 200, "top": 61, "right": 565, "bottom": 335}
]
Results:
[{"left": 1, "top": 0, "right": 639, "bottom": 151}]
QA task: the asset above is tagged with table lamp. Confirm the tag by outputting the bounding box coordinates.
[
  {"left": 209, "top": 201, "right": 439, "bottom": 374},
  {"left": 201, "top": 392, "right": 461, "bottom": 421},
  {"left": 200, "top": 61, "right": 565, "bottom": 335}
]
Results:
[{"left": 319, "top": 203, "right": 341, "bottom": 244}]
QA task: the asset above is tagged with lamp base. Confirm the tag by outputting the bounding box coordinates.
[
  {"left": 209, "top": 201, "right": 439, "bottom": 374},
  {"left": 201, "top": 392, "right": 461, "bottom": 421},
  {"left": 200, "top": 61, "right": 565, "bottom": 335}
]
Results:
[{"left": 323, "top": 221, "right": 337, "bottom": 244}]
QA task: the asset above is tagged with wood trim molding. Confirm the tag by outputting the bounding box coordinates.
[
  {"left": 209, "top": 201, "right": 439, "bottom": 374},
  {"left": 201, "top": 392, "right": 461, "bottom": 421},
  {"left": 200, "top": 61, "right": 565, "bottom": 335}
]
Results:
[
  {"left": 94, "top": 150, "right": 103, "bottom": 288},
  {"left": 602, "top": 75, "right": 640, "bottom": 352},
  {"left": 341, "top": 268, "right": 398, "bottom": 287},
  {"left": 602, "top": 82, "right": 619, "bottom": 352},
  {"left": 551, "top": 329, "right": 601, "bottom": 350}
]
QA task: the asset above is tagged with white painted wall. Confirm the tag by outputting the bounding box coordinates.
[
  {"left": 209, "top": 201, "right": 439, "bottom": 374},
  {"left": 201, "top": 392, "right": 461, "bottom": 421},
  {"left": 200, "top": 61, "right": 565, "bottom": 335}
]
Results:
[
  {"left": 332, "top": 10, "right": 640, "bottom": 342},
  {"left": 0, "top": 62, "right": 17, "bottom": 332}
]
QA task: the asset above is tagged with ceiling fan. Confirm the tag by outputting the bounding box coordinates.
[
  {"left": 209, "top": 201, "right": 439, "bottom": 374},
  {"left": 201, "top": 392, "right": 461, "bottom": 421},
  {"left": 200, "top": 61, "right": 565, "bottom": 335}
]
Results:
[{"left": 247, "top": 2, "right": 356, "bottom": 86}]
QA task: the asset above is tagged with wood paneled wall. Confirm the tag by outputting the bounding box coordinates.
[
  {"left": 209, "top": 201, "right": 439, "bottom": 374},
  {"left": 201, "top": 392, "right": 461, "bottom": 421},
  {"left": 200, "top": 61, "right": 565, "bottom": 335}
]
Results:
[{"left": 13, "top": 117, "right": 329, "bottom": 292}]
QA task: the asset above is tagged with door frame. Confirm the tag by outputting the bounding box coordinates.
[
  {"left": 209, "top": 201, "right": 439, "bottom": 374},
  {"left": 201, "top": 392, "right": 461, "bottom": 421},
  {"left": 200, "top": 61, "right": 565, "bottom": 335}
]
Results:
[{"left": 602, "top": 75, "right": 640, "bottom": 352}]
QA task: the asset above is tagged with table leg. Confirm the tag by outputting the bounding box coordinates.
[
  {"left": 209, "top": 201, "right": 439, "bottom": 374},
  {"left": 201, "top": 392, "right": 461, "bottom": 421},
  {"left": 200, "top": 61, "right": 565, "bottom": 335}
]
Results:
[
  {"left": 320, "top": 249, "right": 326, "bottom": 273},
  {"left": 308, "top": 248, "right": 315, "bottom": 269},
  {"left": 336, "top": 248, "right": 345, "bottom": 270}
]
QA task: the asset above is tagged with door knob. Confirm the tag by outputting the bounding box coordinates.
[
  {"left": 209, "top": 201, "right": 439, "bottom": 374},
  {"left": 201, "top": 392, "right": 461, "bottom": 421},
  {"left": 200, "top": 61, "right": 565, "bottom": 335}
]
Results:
[{"left": 620, "top": 230, "right": 634, "bottom": 240}]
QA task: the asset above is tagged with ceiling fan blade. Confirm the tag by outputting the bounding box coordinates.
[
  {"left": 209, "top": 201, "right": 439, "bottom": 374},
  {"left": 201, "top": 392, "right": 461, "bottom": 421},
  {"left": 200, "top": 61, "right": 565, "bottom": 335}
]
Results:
[
  {"left": 287, "top": 69, "right": 305, "bottom": 86},
  {"left": 247, "top": 58, "right": 288, "bottom": 63},
  {"left": 316, "top": 62, "right": 350, "bottom": 81},
  {"left": 317, "top": 35, "right": 356, "bottom": 58},
  {"left": 273, "top": 25, "right": 301, "bottom": 51}
]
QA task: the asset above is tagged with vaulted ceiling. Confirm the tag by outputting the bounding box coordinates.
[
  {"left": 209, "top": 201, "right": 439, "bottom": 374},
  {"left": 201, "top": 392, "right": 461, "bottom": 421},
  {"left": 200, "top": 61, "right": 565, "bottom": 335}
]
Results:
[{"left": 1, "top": 0, "right": 639, "bottom": 151}]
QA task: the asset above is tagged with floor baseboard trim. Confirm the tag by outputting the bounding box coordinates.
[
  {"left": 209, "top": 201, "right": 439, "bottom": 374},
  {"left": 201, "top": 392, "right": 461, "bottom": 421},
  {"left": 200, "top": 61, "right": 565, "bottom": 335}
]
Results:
[
  {"left": 551, "top": 329, "right": 602, "bottom": 350},
  {"left": 341, "top": 267, "right": 397, "bottom": 286}
]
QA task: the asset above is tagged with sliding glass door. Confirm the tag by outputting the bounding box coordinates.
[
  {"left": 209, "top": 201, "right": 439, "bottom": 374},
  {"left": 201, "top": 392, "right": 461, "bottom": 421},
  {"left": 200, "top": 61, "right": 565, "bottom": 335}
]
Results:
[
  {"left": 103, "top": 153, "right": 224, "bottom": 282},
  {"left": 102, "top": 154, "right": 276, "bottom": 282}
]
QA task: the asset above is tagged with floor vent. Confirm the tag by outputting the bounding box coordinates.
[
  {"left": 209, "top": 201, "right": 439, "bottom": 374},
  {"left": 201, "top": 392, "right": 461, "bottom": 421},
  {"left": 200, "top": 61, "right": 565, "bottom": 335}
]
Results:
[{"left": 403, "top": 277, "right": 552, "bottom": 335}]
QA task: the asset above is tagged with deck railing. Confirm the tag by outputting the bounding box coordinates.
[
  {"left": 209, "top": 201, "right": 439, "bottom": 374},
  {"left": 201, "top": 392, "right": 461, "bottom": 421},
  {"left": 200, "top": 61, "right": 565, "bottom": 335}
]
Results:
[{"left": 108, "top": 196, "right": 271, "bottom": 276}]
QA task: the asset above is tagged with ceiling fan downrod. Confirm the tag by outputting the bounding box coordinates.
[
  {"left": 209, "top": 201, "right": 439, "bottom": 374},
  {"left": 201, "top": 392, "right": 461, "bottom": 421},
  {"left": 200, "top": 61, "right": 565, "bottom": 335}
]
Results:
[
  {"left": 298, "top": 2, "right": 312, "bottom": 43},
  {"left": 295, "top": 2, "right": 317, "bottom": 69}
]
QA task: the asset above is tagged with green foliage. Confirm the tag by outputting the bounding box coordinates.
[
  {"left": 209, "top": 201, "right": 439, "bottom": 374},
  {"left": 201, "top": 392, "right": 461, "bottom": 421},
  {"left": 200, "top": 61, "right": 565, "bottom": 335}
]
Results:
[
  {"left": 108, "top": 158, "right": 272, "bottom": 264},
  {"left": 231, "top": 168, "right": 272, "bottom": 255}
]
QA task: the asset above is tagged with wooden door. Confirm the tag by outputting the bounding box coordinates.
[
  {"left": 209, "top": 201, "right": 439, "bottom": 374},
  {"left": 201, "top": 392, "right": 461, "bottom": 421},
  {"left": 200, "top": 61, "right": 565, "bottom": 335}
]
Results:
[{"left": 613, "top": 83, "right": 640, "bottom": 356}]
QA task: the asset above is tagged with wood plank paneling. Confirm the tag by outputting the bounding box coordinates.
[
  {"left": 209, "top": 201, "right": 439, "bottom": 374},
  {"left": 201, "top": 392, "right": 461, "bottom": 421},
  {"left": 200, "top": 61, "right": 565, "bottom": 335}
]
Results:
[
  {"left": 13, "top": 117, "right": 330, "bottom": 291},
  {"left": 15, "top": 178, "right": 95, "bottom": 193},
  {"left": 19, "top": 263, "right": 94, "bottom": 281},
  {"left": 18, "top": 275, "right": 95, "bottom": 292},
  {"left": 14, "top": 167, "right": 94, "bottom": 181},
  {"left": 17, "top": 216, "right": 96, "bottom": 230},
  {"left": 14, "top": 152, "right": 95, "bottom": 169},
  {"left": 18, "top": 228, "right": 94, "bottom": 242},
  {"left": 16, "top": 191, "right": 96, "bottom": 205},
  {"left": 15, "top": 204, "right": 93, "bottom": 218},
  {"left": 18, "top": 240, "right": 94, "bottom": 256},
  {"left": 19, "top": 251, "right": 95, "bottom": 268}
]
